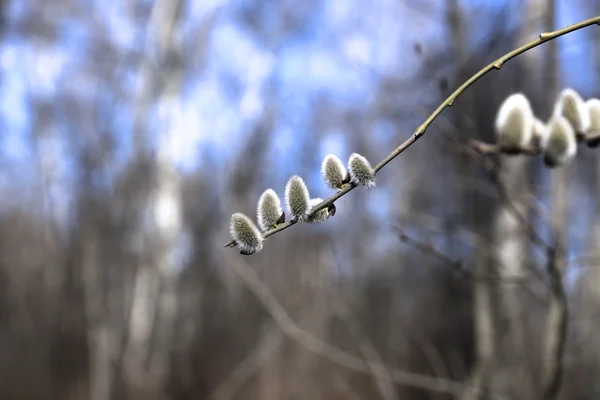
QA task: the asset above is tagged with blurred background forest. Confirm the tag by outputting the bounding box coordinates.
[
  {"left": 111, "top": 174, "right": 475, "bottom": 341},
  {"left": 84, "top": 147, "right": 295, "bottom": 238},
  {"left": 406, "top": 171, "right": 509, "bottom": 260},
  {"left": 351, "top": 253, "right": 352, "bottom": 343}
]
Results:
[{"left": 1, "top": 0, "right": 600, "bottom": 399}]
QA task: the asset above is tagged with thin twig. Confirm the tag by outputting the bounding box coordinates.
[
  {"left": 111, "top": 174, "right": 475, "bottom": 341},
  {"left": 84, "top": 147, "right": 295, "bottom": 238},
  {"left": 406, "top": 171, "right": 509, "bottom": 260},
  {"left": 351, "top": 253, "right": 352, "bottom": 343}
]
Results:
[
  {"left": 329, "top": 245, "right": 400, "bottom": 400},
  {"left": 393, "top": 227, "right": 461, "bottom": 266},
  {"left": 225, "top": 258, "right": 465, "bottom": 395},
  {"left": 224, "top": 16, "right": 600, "bottom": 250},
  {"left": 206, "top": 327, "right": 283, "bottom": 400},
  {"left": 392, "top": 226, "right": 532, "bottom": 285},
  {"left": 470, "top": 151, "right": 553, "bottom": 292},
  {"left": 470, "top": 132, "right": 600, "bottom": 155},
  {"left": 451, "top": 138, "right": 552, "bottom": 222},
  {"left": 467, "top": 147, "right": 551, "bottom": 251},
  {"left": 470, "top": 140, "right": 539, "bottom": 156},
  {"left": 337, "top": 307, "right": 399, "bottom": 400}
]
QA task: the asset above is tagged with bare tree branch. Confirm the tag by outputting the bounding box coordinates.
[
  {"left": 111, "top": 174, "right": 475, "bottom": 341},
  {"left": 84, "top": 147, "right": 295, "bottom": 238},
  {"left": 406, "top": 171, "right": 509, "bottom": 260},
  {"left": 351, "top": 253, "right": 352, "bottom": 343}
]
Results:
[
  {"left": 392, "top": 226, "right": 534, "bottom": 286},
  {"left": 338, "top": 307, "right": 399, "bottom": 400},
  {"left": 470, "top": 140, "right": 538, "bottom": 156},
  {"left": 224, "top": 16, "right": 600, "bottom": 251},
  {"left": 225, "top": 257, "right": 465, "bottom": 396},
  {"left": 465, "top": 147, "right": 551, "bottom": 252},
  {"left": 206, "top": 326, "right": 283, "bottom": 400},
  {"left": 470, "top": 132, "right": 600, "bottom": 155}
]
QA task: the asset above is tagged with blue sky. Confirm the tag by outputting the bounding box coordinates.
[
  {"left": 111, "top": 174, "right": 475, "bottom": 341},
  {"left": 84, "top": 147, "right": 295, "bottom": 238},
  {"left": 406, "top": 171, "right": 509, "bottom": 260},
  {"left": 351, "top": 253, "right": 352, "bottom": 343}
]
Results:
[
  {"left": 0, "top": 0, "right": 598, "bottom": 272},
  {"left": 0, "top": 0, "right": 591, "bottom": 170}
]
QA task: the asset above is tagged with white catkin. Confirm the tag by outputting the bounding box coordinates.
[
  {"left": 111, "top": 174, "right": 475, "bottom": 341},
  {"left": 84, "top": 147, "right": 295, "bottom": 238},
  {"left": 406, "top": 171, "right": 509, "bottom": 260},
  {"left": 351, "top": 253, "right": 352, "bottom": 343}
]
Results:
[
  {"left": 321, "top": 154, "right": 347, "bottom": 189},
  {"left": 530, "top": 118, "right": 548, "bottom": 149},
  {"left": 541, "top": 115, "right": 577, "bottom": 167},
  {"left": 348, "top": 153, "right": 375, "bottom": 188},
  {"left": 553, "top": 88, "right": 590, "bottom": 135},
  {"left": 285, "top": 175, "right": 310, "bottom": 220},
  {"left": 257, "top": 189, "right": 283, "bottom": 232},
  {"left": 230, "top": 213, "right": 264, "bottom": 254},
  {"left": 306, "top": 198, "right": 330, "bottom": 224},
  {"left": 586, "top": 98, "right": 600, "bottom": 132},
  {"left": 586, "top": 98, "right": 600, "bottom": 147},
  {"left": 494, "top": 93, "right": 534, "bottom": 152}
]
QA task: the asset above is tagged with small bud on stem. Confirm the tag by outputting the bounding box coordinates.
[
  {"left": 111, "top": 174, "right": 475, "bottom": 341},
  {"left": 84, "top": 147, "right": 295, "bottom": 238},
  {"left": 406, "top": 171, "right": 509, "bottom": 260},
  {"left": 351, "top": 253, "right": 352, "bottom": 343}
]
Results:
[
  {"left": 285, "top": 175, "right": 311, "bottom": 221},
  {"left": 541, "top": 114, "right": 577, "bottom": 167},
  {"left": 348, "top": 153, "right": 376, "bottom": 188},
  {"left": 553, "top": 88, "right": 589, "bottom": 139},
  {"left": 321, "top": 154, "right": 347, "bottom": 189},
  {"left": 306, "top": 198, "right": 335, "bottom": 223},
  {"left": 585, "top": 98, "right": 600, "bottom": 147},
  {"left": 495, "top": 93, "right": 534, "bottom": 154},
  {"left": 257, "top": 189, "right": 284, "bottom": 232},
  {"left": 229, "top": 213, "right": 264, "bottom": 255}
]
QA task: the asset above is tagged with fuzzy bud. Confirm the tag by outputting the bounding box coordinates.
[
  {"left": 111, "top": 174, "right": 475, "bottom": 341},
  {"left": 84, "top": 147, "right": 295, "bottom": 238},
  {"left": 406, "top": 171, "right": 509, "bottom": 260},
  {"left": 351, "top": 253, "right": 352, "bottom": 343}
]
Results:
[
  {"left": 285, "top": 175, "right": 311, "bottom": 221},
  {"left": 495, "top": 93, "right": 533, "bottom": 153},
  {"left": 230, "top": 213, "right": 264, "bottom": 255},
  {"left": 306, "top": 198, "right": 336, "bottom": 224},
  {"left": 530, "top": 118, "right": 548, "bottom": 150},
  {"left": 541, "top": 115, "right": 577, "bottom": 168},
  {"left": 553, "top": 88, "right": 589, "bottom": 138},
  {"left": 257, "top": 189, "right": 284, "bottom": 232},
  {"left": 585, "top": 98, "right": 600, "bottom": 147},
  {"left": 348, "top": 153, "right": 376, "bottom": 188},
  {"left": 321, "top": 154, "right": 347, "bottom": 189}
]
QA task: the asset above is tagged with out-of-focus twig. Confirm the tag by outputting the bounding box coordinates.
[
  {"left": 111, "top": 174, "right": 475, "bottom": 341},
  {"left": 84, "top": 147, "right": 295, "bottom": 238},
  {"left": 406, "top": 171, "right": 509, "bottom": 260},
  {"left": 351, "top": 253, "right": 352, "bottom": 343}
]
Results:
[
  {"left": 225, "top": 257, "right": 465, "bottom": 396},
  {"left": 206, "top": 326, "right": 283, "bottom": 400},
  {"left": 392, "top": 226, "right": 532, "bottom": 285},
  {"left": 336, "top": 306, "right": 399, "bottom": 400},
  {"left": 470, "top": 132, "right": 600, "bottom": 156},
  {"left": 463, "top": 145, "right": 551, "bottom": 251},
  {"left": 470, "top": 139, "right": 539, "bottom": 156}
]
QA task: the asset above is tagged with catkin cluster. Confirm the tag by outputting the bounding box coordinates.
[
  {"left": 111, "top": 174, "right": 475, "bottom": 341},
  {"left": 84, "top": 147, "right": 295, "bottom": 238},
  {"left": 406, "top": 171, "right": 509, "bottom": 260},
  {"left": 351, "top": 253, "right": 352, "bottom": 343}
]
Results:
[
  {"left": 227, "top": 152, "right": 375, "bottom": 254},
  {"left": 494, "top": 88, "right": 600, "bottom": 167}
]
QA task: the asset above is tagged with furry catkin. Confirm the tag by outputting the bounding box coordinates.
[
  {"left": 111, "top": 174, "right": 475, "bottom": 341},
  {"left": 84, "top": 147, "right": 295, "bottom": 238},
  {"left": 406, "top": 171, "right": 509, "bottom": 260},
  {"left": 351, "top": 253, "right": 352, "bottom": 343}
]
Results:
[
  {"left": 530, "top": 118, "right": 547, "bottom": 150},
  {"left": 230, "top": 213, "right": 264, "bottom": 254},
  {"left": 257, "top": 189, "right": 283, "bottom": 232},
  {"left": 541, "top": 115, "right": 577, "bottom": 167},
  {"left": 586, "top": 98, "right": 600, "bottom": 147},
  {"left": 321, "top": 154, "right": 347, "bottom": 189},
  {"left": 348, "top": 153, "right": 375, "bottom": 188},
  {"left": 306, "top": 198, "right": 334, "bottom": 223},
  {"left": 554, "top": 88, "right": 589, "bottom": 137},
  {"left": 285, "top": 175, "right": 310, "bottom": 220},
  {"left": 495, "top": 93, "right": 533, "bottom": 153}
]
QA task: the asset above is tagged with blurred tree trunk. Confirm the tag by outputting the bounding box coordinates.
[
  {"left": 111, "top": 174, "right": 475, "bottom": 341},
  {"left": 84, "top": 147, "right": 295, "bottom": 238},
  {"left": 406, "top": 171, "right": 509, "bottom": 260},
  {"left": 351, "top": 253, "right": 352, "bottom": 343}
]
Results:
[
  {"left": 590, "top": 0, "right": 600, "bottom": 323},
  {"left": 444, "top": 1, "right": 496, "bottom": 398},
  {"left": 490, "top": 1, "right": 545, "bottom": 397},
  {"left": 586, "top": 0, "right": 600, "bottom": 320},
  {"left": 581, "top": 0, "right": 600, "bottom": 387},
  {"left": 122, "top": 0, "right": 184, "bottom": 396},
  {"left": 541, "top": 1, "right": 568, "bottom": 398}
]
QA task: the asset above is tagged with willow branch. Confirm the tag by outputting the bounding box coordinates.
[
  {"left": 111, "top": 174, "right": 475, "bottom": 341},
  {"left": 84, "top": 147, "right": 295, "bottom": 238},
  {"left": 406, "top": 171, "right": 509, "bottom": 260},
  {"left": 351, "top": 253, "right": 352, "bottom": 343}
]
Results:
[
  {"left": 225, "top": 16, "right": 600, "bottom": 249},
  {"left": 470, "top": 130, "right": 600, "bottom": 155},
  {"left": 470, "top": 140, "right": 538, "bottom": 156}
]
